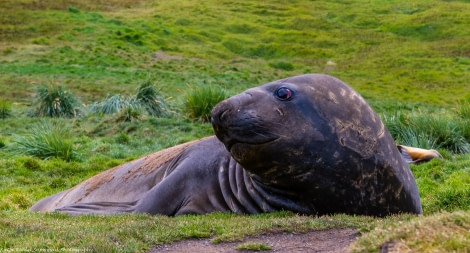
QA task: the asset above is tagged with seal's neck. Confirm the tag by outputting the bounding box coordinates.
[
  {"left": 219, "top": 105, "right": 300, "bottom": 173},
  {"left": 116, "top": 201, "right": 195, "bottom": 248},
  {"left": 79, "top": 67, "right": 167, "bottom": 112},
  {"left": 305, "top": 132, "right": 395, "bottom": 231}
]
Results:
[{"left": 218, "top": 157, "right": 315, "bottom": 214}]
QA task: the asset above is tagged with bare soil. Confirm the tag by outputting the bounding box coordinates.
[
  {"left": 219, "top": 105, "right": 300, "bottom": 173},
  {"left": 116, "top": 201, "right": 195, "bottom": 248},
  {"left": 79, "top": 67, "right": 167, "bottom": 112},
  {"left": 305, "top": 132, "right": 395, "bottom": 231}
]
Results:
[{"left": 148, "top": 228, "right": 358, "bottom": 253}]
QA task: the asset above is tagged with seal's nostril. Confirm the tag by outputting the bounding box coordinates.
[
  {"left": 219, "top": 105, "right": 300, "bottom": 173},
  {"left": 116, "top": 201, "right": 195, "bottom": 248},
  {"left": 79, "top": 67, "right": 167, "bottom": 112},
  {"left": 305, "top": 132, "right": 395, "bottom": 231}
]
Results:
[
  {"left": 210, "top": 106, "right": 228, "bottom": 132},
  {"left": 219, "top": 109, "right": 227, "bottom": 121}
]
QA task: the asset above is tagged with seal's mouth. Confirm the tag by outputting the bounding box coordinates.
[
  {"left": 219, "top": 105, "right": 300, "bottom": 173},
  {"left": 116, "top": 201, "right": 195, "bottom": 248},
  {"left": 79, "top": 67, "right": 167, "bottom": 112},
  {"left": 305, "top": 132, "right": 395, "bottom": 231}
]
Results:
[
  {"left": 226, "top": 137, "right": 278, "bottom": 152},
  {"left": 211, "top": 97, "right": 279, "bottom": 153}
]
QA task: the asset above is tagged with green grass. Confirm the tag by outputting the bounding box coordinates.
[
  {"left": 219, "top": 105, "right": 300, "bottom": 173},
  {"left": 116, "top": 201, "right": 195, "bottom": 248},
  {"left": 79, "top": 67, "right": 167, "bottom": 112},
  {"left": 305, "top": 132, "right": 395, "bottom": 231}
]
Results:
[
  {"left": 89, "top": 78, "right": 171, "bottom": 120},
  {"left": 89, "top": 94, "right": 130, "bottom": 115},
  {"left": 1, "top": 0, "right": 469, "bottom": 105},
  {"left": 352, "top": 211, "right": 470, "bottom": 252},
  {"left": 134, "top": 78, "right": 171, "bottom": 117},
  {"left": 0, "top": 211, "right": 376, "bottom": 251},
  {"left": 382, "top": 111, "right": 470, "bottom": 153},
  {"left": 0, "top": 0, "right": 470, "bottom": 252},
  {"left": 183, "top": 85, "right": 228, "bottom": 122},
  {"left": 7, "top": 120, "right": 79, "bottom": 161},
  {"left": 0, "top": 100, "right": 11, "bottom": 119},
  {"left": 456, "top": 101, "right": 470, "bottom": 119},
  {"left": 412, "top": 153, "right": 470, "bottom": 214},
  {"left": 236, "top": 242, "right": 272, "bottom": 251},
  {"left": 29, "top": 84, "right": 82, "bottom": 118}
]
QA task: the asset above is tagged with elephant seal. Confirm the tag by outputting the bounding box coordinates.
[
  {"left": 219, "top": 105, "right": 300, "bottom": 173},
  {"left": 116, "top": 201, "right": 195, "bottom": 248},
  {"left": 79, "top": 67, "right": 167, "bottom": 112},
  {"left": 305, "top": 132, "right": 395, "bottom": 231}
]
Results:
[{"left": 31, "top": 74, "right": 422, "bottom": 216}]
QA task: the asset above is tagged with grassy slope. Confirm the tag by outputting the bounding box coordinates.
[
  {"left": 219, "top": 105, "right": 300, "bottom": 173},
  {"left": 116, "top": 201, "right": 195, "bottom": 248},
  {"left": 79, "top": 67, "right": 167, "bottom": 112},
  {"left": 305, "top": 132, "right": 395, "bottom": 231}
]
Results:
[
  {"left": 0, "top": 0, "right": 469, "bottom": 252},
  {"left": 1, "top": 0, "right": 469, "bottom": 104}
]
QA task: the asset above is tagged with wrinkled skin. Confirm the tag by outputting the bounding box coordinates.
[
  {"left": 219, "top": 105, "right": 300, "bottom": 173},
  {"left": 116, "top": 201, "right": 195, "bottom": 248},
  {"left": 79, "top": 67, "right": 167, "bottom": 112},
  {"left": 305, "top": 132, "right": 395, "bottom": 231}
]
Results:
[{"left": 31, "top": 74, "right": 422, "bottom": 216}]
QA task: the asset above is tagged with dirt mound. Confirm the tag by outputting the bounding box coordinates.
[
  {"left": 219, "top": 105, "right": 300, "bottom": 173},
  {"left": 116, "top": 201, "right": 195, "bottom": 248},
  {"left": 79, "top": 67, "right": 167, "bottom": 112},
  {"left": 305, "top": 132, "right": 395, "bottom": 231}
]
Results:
[{"left": 148, "top": 228, "right": 358, "bottom": 253}]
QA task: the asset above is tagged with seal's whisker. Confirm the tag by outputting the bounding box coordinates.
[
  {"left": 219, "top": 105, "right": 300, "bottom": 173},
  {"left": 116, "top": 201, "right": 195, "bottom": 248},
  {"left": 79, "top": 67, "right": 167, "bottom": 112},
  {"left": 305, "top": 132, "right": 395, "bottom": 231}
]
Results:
[
  {"left": 248, "top": 129, "right": 287, "bottom": 139},
  {"left": 247, "top": 130, "right": 272, "bottom": 138}
]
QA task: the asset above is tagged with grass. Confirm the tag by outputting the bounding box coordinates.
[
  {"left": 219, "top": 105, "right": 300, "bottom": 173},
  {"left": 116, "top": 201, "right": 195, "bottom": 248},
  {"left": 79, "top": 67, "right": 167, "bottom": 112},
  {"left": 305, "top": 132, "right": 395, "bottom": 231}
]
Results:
[
  {"left": 1, "top": 0, "right": 469, "bottom": 105},
  {"left": 0, "top": 100, "right": 11, "bottom": 119},
  {"left": 29, "top": 84, "right": 82, "bottom": 118},
  {"left": 0, "top": 211, "right": 376, "bottom": 251},
  {"left": 412, "top": 153, "right": 470, "bottom": 214},
  {"left": 0, "top": 0, "right": 469, "bottom": 252},
  {"left": 7, "top": 120, "right": 79, "bottom": 161},
  {"left": 134, "top": 78, "right": 171, "bottom": 117},
  {"left": 89, "top": 78, "right": 171, "bottom": 120},
  {"left": 382, "top": 111, "right": 470, "bottom": 153},
  {"left": 456, "top": 101, "right": 470, "bottom": 119},
  {"left": 352, "top": 211, "right": 470, "bottom": 252},
  {"left": 236, "top": 242, "right": 272, "bottom": 251},
  {"left": 183, "top": 85, "right": 228, "bottom": 122},
  {"left": 115, "top": 104, "right": 145, "bottom": 122}
]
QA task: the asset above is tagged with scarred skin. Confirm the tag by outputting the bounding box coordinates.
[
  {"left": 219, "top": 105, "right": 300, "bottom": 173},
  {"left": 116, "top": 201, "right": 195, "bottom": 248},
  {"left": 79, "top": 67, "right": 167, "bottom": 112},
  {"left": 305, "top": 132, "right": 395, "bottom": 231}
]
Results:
[{"left": 30, "top": 74, "right": 422, "bottom": 216}]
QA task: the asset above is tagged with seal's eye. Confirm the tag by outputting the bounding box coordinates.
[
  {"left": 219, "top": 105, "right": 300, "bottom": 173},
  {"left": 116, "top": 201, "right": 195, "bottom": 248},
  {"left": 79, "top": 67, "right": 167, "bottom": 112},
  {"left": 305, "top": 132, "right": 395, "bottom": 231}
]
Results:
[{"left": 275, "top": 87, "right": 293, "bottom": 101}]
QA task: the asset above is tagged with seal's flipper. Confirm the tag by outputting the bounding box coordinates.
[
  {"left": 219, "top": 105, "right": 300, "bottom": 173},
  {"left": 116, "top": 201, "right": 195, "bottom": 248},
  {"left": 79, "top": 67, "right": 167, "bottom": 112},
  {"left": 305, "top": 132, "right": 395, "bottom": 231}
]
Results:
[
  {"left": 54, "top": 201, "right": 136, "bottom": 215},
  {"left": 397, "top": 145, "right": 442, "bottom": 164},
  {"left": 397, "top": 145, "right": 414, "bottom": 164}
]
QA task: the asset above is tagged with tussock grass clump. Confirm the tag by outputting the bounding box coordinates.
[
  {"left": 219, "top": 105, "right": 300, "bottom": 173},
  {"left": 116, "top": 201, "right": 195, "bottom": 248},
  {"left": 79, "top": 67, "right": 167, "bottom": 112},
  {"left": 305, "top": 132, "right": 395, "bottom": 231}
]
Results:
[
  {"left": 89, "top": 95, "right": 144, "bottom": 122},
  {"left": 30, "top": 85, "right": 82, "bottom": 118},
  {"left": 89, "top": 80, "right": 170, "bottom": 121},
  {"left": 115, "top": 105, "right": 145, "bottom": 123},
  {"left": 135, "top": 80, "right": 171, "bottom": 117},
  {"left": 89, "top": 94, "right": 130, "bottom": 115},
  {"left": 383, "top": 112, "right": 470, "bottom": 154},
  {"left": 183, "top": 85, "right": 228, "bottom": 122},
  {"left": 0, "top": 100, "right": 12, "bottom": 119},
  {"left": 8, "top": 120, "right": 78, "bottom": 161}
]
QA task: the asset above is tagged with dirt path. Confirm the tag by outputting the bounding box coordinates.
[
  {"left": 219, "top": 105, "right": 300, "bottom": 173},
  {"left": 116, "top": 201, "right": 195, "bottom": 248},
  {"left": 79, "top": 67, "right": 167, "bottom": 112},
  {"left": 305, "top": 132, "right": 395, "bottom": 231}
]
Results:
[{"left": 148, "top": 228, "right": 358, "bottom": 253}]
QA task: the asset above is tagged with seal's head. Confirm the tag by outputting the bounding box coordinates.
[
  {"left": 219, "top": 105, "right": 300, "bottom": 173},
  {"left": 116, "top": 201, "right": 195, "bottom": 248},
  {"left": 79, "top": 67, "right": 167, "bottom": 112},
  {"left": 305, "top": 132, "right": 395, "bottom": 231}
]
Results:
[
  {"left": 211, "top": 74, "right": 384, "bottom": 179},
  {"left": 211, "top": 74, "right": 422, "bottom": 216}
]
